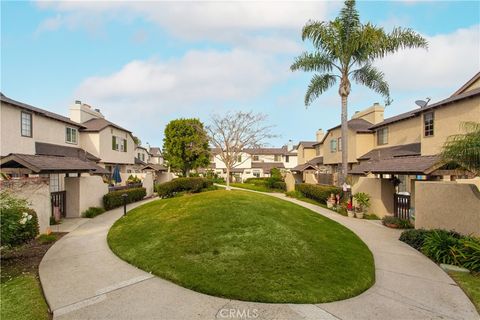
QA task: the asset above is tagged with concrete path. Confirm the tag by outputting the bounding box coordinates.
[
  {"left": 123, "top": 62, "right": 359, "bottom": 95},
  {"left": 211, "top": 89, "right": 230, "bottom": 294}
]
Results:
[{"left": 39, "top": 192, "right": 479, "bottom": 320}]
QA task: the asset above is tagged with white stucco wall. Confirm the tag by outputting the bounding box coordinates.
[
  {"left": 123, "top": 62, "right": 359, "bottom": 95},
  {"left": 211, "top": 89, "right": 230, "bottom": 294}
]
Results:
[
  {"left": 98, "top": 128, "right": 135, "bottom": 164},
  {"left": 0, "top": 178, "right": 51, "bottom": 234},
  {"left": 1, "top": 102, "right": 82, "bottom": 156},
  {"left": 65, "top": 175, "right": 109, "bottom": 217}
]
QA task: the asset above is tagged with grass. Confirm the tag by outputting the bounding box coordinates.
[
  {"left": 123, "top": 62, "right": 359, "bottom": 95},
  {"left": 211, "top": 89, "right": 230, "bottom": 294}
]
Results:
[
  {"left": 228, "top": 183, "right": 284, "bottom": 193},
  {"left": 0, "top": 274, "right": 50, "bottom": 320},
  {"left": 449, "top": 271, "right": 480, "bottom": 312},
  {"left": 108, "top": 190, "right": 374, "bottom": 303}
]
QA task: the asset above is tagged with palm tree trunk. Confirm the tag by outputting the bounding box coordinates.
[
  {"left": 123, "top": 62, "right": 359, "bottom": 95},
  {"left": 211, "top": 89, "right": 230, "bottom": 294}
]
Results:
[{"left": 340, "top": 94, "right": 348, "bottom": 186}]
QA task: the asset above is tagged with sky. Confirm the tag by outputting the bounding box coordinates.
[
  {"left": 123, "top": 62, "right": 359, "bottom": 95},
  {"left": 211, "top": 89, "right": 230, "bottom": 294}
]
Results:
[{"left": 1, "top": 0, "right": 479, "bottom": 148}]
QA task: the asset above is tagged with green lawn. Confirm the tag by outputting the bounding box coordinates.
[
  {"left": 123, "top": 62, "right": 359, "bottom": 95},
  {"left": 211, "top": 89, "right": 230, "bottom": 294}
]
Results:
[
  {"left": 108, "top": 190, "right": 374, "bottom": 303},
  {"left": 449, "top": 272, "right": 480, "bottom": 312},
  {"left": 0, "top": 274, "right": 50, "bottom": 320},
  {"left": 228, "top": 183, "right": 284, "bottom": 193}
]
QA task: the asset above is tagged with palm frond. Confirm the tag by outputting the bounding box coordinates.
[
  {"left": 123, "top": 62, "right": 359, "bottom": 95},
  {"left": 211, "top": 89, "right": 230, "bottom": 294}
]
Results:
[
  {"left": 290, "top": 52, "right": 337, "bottom": 73},
  {"left": 305, "top": 74, "right": 337, "bottom": 106},
  {"left": 351, "top": 64, "right": 390, "bottom": 98},
  {"left": 440, "top": 121, "right": 480, "bottom": 175}
]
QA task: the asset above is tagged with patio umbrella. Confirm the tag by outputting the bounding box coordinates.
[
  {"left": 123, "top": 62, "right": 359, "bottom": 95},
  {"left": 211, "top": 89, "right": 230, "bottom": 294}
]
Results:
[{"left": 112, "top": 165, "right": 122, "bottom": 184}]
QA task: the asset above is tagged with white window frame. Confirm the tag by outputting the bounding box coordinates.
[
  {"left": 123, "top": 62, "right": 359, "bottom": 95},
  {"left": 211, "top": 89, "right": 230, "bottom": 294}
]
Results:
[
  {"left": 21, "top": 111, "right": 32, "bottom": 137},
  {"left": 65, "top": 127, "right": 78, "bottom": 144},
  {"left": 330, "top": 139, "right": 337, "bottom": 153},
  {"left": 377, "top": 127, "right": 388, "bottom": 145}
]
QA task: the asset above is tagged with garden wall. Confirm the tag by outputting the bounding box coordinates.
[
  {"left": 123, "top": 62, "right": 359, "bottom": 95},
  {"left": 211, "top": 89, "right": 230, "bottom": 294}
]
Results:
[
  {"left": 120, "top": 172, "right": 154, "bottom": 197},
  {"left": 0, "top": 178, "right": 50, "bottom": 234},
  {"left": 65, "top": 175, "right": 108, "bottom": 218},
  {"left": 352, "top": 176, "right": 395, "bottom": 218},
  {"left": 415, "top": 181, "right": 480, "bottom": 236}
]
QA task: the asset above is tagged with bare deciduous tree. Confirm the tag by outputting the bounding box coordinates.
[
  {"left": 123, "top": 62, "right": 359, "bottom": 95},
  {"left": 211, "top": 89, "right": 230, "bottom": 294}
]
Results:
[{"left": 206, "top": 111, "right": 276, "bottom": 190}]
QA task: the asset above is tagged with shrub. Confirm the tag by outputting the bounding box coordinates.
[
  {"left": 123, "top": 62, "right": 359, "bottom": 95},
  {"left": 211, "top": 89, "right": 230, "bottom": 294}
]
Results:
[
  {"left": 422, "top": 230, "right": 463, "bottom": 265},
  {"left": 285, "top": 190, "right": 302, "bottom": 198},
  {"left": 272, "top": 181, "right": 286, "bottom": 190},
  {"left": 382, "top": 216, "right": 413, "bottom": 229},
  {"left": 82, "top": 207, "right": 106, "bottom": 218},
  {"left": 156, "top": 177, "right": 213, "bottom": 198},
  {"left": 399, "top": 229, "right": 431, "bottom": 250},
  {"left": 353, "top": 192, "right": 370, "bottom": 212},
  {"left": 244, "top": 177, "right": 269, "bottom": 184},
  {"left": 37, "top": 233, "right": 57, "bottom": 244},
  {"left": 270, "top": 168, "right": 282, "bottom": 180},
  {"left": 103, "top": 187, "right": 147, "bottom": 210},
  {"left": 455, "top": 237, "right": 480, "bottom": 272},
  {"left": 295, "top": 184, "right": 341, "bottom": 203},
  {"left": 0, "top": 190, "right": 39, "bottom": 248},
  {"left": 126, "top": 175, "right": 141, "bottom": 184}
]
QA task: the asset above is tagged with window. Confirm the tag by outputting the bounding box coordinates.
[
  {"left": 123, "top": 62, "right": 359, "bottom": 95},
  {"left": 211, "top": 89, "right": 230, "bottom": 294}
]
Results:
[
  {"left": 274, "top": 155, "right": 281, "bottom": 162},
  {"left": 252, "top": 155, "right": 259, "bottom": 161},
  {"left": 253, "top": 170, "right": 260, "bottom": 178},
  {"left": 237, "top": 155, "right": 242, "bottom": 163},
  {"left": 330, "top": 139, "right": 337, "bottom": 153},
  {"left": 21, "top": 112, "right": 32, "bottom": 137},
  {"left": 285, "top": 155, "right": 289, "bottom": 163},
  {"left": 112, "top": 136, "right": 127, "bottom": 152},
  {"left": 377, "top": 127, "right": 388, "bottom": 145},
  {"left": 65, "top": 127, "right": 78, "bottom": 144},
  {"left": 338, "top": 137, "right": 342, "bottom": 151},
  {"left": 424, "top": 112, "right": 434, "bottom": 137},
  {"left": 137, "top": 152, "right": 141, "bottom": 159}
]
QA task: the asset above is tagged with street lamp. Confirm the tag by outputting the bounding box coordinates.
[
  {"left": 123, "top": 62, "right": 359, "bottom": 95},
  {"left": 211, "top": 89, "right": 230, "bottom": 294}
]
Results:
[{"left": 122, "top": 193, "right": 128, "bottom": 216}]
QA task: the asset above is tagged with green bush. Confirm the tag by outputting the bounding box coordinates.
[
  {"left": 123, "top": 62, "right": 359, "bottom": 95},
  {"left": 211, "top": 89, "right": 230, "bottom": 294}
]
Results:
[
  {"left": 399, "top": 229, "right": 431, "bottom": 250},
  {"left": 156, "top": 177, "right": 213, "bottom": 198},
  {"left": 244, "top": 177, "right": 269, "bottom": 184},
  {"left": 37, "top": 233, "right": 58, "bottom": 244},
  {"left": 0, "top": 190, "right": 39, "bottom": 248},
  {"left": 126, "top": 175, "right": 141, "bottom": 184},
  {"left": 295, "top": 184, "right": 341, "bottom": 203},
  {"left": 455, "top": 237, "right": 480, "bottom": 272},
  {"left": 382, "top": 216, "right": 413, "bottom": 229},
  {"left": 272, "top": 181, "right": 286, "bottom": 190},
  {"left": 82, "top": 207, "right": 106, "bottom": 218},
  {"left": 103, "top": 187, "right": 147, "bottom": 210},
  {"left": 422, "top": 230, "right": 463, "bottom": 265},
  {"left": 285, "top": 190, "right": 303, "bottom": 198}
]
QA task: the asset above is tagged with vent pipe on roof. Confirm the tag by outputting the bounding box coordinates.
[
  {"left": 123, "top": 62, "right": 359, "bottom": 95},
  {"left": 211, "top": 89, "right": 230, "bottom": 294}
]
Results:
[{"left": 75, "top": 100, "right": 82, "bottom": 105}]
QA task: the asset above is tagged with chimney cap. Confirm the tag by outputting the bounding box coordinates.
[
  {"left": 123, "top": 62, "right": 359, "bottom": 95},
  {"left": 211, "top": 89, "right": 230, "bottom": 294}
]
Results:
[
  {"left": 75, "top": 100, "right": 82, "bottom": 104},
  {"left": 94, "top": 108, "right": 101, "bottom": 113}
]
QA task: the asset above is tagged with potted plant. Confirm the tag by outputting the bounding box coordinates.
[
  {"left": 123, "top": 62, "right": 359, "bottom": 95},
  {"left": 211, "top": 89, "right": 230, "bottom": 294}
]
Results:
[
  {"left": 326, "top": 193, "right": 335, "bottom": 208},
  {"left": 346, "top": 201, "right": 355, "bottom": 218},
  {"left": 353, "top": 192, "right": 370, "bottom": 219}
]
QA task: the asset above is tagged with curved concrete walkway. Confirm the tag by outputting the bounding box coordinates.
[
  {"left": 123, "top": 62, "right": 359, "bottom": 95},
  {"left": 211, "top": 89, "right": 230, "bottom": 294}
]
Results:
[{"left": 40, "top": 192, "right": 479, "bottom": 320}]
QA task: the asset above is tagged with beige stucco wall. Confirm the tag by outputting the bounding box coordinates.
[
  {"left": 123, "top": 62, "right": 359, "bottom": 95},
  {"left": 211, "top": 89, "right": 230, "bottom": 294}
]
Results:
[
  {"left": 374, "top": 116, "right": 421, "bottom": 149},
  {"left": 421, "top": 97, "right": 480, "bottom": 156},
  {"left": 65, "top": 175, "right": 108, "bottom": 217},
  {"left": 1, "top": 103, "right": 82, "bottom": 156},
  {"left": 284, "top": 172, "right": 295, "bottom": 192},
  {"left": 352, "top": 176, "right": 395, "bottom": 217},
  {"left": 297, "top": 145, "right": 316, "bottom": 165},
  {"left": 0, "top": 178, "right": 51, "bottom": 234},
  {"left": 461, "top": 77, "right": 480, "bottom": 93},
  {"left": 119, "top": 172, "right": 154, "bottom": 197},
  {"left": 323, "top": 129, "right": 374, "bottom": 165},
  {"left": 79, "top": 132, "right": 100, "bottom": 158},
  {"left": 135, "top": 147, "right": 150, "bottom": 163},
  {"left": 98, "top": 127, "right": 135, "bottom": 164},
  {"left": 415, "top": 181, "right": 480, "bottom": 236}
]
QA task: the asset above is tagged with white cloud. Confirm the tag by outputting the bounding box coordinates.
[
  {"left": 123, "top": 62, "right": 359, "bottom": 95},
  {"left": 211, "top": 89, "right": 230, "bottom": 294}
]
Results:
[
  {"left": 375, "top": 25, "right": 480, "bottom": 93},
  {"left": 75, "top": 48, "right": 285, "bottom": 112}
]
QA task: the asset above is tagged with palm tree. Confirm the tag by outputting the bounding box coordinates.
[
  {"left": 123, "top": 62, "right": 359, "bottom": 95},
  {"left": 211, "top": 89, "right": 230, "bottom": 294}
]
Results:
[
  {"left": 441, "top": 122, "right": 480, "bottom": 176},
  {"left": 291, "top": 0, "right": 427, "bottom": 185}
]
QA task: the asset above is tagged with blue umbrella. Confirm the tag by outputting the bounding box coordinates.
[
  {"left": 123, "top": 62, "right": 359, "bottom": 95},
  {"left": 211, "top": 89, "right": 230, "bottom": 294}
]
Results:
[{"left": 112, "top": 165, "right": 122, "bottom": 184}]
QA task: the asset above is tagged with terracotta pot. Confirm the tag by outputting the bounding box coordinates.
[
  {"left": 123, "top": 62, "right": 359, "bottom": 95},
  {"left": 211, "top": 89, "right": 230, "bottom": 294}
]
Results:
[{"left": 385, "top": 223, "right": 398, "bottom": 228}]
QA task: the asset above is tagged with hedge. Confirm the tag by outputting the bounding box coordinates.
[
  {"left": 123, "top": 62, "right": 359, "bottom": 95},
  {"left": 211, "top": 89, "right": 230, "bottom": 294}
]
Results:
[
  {"left": 272, "top": 181, "right": 286, "bottom": 190},
  {"left": 156, "top": 177, "right": 213, "bottom": 198},
  {"left": 103, "top": 187, "right": 146, "bottom": 210},
  {"left": 82, "top": 207, "right": 106, "bottom": 218},
  {"left": 295, "top": 183, "right": 341, "bottom": 203}
]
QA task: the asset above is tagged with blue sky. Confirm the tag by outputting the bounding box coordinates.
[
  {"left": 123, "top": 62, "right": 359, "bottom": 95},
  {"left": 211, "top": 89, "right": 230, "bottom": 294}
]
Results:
[{"left": 2, "top": 1, "right": 479, "bottom": 148}]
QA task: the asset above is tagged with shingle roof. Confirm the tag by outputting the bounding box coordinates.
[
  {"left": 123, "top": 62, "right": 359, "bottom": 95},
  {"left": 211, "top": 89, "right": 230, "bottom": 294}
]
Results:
[
  {"left": 451, "top": 72, "right": 480, "bottom": 96},
  {"left": 1, "top": 154, "right": 104, "bottom": 173},
  {"left": 81, "top": 118, "right": 131, "bottom": 133},
  {"left": 149, "top": 147, "right": 162, "bottom": 156},
  {"left": 244, "top": 146, "right": 288, "bottom": 155},
  {"left": 35, "top": 142, "right": 100, "bottom": 162},
  {"left": 291, "top": 156, "right": 324, "bottom": 172},
  {"left": 251, "top": 162, "right": 285, "bottom": 173},
  {"left": 357, "top": 143, "right": 421, "bottom": 161},
  {"left": 297, "top": 141, "right": 317, "bottom": 148},
  {"left": 327, "top": 118, "right": 374, "bottom": 133},
  {"left": 142, "top": 164, "right": 167, "bottom": 172},
  {"left": 1, "top": 93, "right": 84, "bottom": 128},
  {"left": 134, "top": 158, "right": 147, "bottom": 165},
  {"left": 370, "top": 86, "right": 480, "bottom": 130},
  {"left": 350, "top": 155, "right": 439, "bottom": 175}
]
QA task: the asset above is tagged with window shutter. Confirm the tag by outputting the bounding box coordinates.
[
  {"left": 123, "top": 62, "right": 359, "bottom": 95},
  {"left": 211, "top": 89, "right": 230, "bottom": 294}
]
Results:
[
  {"left": 112, "top": 136, "right": 116, "bottom": 150},
  {"left": 124, "top": 139, "right": 127, "bottom": 152}
]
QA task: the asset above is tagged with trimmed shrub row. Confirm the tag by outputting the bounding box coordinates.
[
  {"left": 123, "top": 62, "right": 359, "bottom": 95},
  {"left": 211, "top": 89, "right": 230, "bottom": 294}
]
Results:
[
  {"left": 156, "top": 177, "right": 213, "bottom": 198},
  {"left": 82, "top": 207, "right": 106, "bottom": 218},
  {"left": 295, "top": 183, "right": 341, "bottom": 203},
  {"left": 103, "top": 187, "right": 147, "bottom": 210},
  {"left": 400, "top": 229, "right": 480, "bottom": 272}
]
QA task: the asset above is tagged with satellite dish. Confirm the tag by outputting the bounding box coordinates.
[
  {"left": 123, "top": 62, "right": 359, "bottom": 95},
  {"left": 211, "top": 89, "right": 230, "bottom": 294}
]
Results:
[
  {"left": 415, "top": 97, "right": 431, "bottom": 108},
  {"left": 415, "top": 100, "right": 427, "bottom": 108}
]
